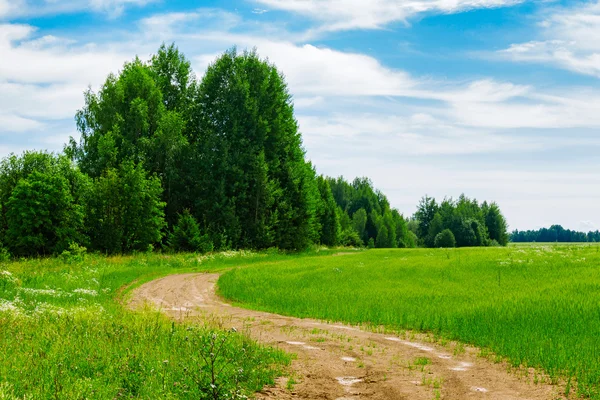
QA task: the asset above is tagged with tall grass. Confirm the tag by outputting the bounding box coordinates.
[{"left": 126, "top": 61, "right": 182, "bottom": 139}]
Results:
[
  {"left": 0, "top": 250, "right": 310, "bottom": 399},
  {"left": 219, "top": 245, "right": 600, "bottom": 398}
]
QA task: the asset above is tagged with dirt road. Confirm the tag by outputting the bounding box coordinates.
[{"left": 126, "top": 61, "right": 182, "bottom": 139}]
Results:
[{"left": 129, "top": 273, "right": 565, "bottom": 400}]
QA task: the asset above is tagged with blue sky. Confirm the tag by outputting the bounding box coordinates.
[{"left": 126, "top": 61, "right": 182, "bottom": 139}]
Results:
[{"left": 1, "top": 0, "right": 599, "bottom": 231}]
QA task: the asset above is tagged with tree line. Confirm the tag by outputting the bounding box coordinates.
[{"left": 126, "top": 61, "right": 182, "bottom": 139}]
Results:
[
  {"left": 511, "top": 225, "right": 600, "bottom": 243},
  {"left": 0, "top": 44, "right": 510, "bottom": 257}
]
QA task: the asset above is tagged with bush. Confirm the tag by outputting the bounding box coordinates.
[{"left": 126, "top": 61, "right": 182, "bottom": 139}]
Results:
[
  {"left": 168, "top": 210, "right": 213, "bottom": 253},
  {"left": 339, "top": 229, "right": 363, "bottom": 247},
  {"left": 60, "top": 243, "right": 87, "bottom": 263},
  {"left": 367, "top": 238, "right": 375, "bottom": 249},
  {"left": 434, "top": 229, "right": 456, "bottom": 248}
]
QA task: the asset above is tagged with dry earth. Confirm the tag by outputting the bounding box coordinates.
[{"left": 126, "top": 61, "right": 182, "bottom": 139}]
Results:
[{"left": 129, "top": 273, "right": 567, "bottom": 400}]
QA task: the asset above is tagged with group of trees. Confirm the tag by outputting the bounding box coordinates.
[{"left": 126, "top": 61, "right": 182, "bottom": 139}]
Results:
[
  {"left": 412, "top": 195, "right": 509, "bottom": 248},
  {"left": 0, "top": 152, "right": 166, "bottom": 256},
  {"left": 511, "top": 226, "right": 600, "bottom": 243},
  {"left": 0, "top": 44, "right": 510, "bottom": 257},
  {"left": 327, "top": 177, "right": 416, "bottom": 248},
  {"left": 0, "top": 45, "right": 330, "bottom": 256}
]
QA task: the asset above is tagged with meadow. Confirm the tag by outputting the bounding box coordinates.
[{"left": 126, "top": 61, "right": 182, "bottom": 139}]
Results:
[
  {"left": 219, "top": 244, "right": 600, "bottom": 398},
  {"left": 0, "top": 250, "right": 321, "bottom": 399}
]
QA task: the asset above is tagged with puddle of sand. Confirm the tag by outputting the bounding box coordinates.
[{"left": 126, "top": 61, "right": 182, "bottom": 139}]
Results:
[
  {"left": 303, "top": 345, "right": 320, "bottom": 350},
  {"left": 384, "top": 337, "right": 434, "bottom": 352},
  {"left": 341, "top": 356, "right": 356, "bottom": 362},
  {"left": 286, "top": 341, "right": 305, "bottom": 346},
  {"left": 330, "top": 325, "right": 359, "bottom": 331},
  {"left": 451, "top": 362, "right": 473, "bottom": 372},
  {"left": 336, "top": 377, "right": 363, "bottom": 386},
  {"left": 438, "top": 354, "right": 452, "bottom": 359},
  {"left": 472, "top": 387, "right": 489, "bottom": 393}
]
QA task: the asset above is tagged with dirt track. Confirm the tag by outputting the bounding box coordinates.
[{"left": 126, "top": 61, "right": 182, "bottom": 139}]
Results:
[{"left": 129, "top": 273, "right": 565, "bottom": 400}]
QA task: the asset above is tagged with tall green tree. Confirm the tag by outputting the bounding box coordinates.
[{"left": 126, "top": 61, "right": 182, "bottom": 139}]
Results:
[
  {"left": 415, "top": 195, "right": 439, "bottom": 242},
  {"left": 72, "top": 47, "right": 192, "bottom": 226},
  {"left": 316, "top": 176, "right": 340, "bottom": 246},
  {"left": 484, "top": 202, "right": 509, "bottom": 245},
  {"left": 193, "top": 48, "right": 319, "bottom": 250}
]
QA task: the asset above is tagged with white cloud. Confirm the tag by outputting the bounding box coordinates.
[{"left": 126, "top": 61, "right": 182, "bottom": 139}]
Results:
[
  {"left": 0, "top": 24, "right": 132, "bottom": 85},
  {"left": 499, "top": 1, "right": 600, "bottom": 77},
  {"left": 0, "top": 112, "right": 44, "bottom": 132},
  {"left": 255, "top": 0, "right": 523, "bottom": 32},
  {"left": 0, "top": 0, "right": 157, "bottom": 19}
]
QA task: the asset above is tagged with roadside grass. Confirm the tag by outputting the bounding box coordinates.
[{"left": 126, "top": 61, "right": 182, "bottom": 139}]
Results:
[
  {"left": 218, "top": 245, "right": 600, "bottom": 399},
  {"left": 0, "top": 249, "right": 338, "bottom": 399}
]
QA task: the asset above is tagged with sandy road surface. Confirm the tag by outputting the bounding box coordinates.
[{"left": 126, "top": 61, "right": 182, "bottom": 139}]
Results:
[{"left": 129, "top": 273, "right": 565, "bottom": 400}]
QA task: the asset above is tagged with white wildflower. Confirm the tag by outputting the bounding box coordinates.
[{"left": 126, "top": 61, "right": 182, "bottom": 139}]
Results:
[{"left": 73, "top": 288, "right": 98, "bottom": 297}]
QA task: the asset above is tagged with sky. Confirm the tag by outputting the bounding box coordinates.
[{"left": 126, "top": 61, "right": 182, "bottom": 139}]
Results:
[{"left": 0, "top": 0, "right": 599, "bottom": 232}]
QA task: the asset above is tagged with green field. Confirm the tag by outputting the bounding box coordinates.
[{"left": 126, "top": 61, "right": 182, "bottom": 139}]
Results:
[
  {"left": 219, "top": 245, "right": 600, "bottom": 398},
  {"left": 0, "top": 250, "right": 306, "bottom": 399}
]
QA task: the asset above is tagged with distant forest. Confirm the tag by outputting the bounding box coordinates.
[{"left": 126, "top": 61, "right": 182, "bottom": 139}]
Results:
[
  {"left": 0, "top": 44, "right": 510, "bottom": 257},
  {"left": 511, "top": 226, "right": 600, "bottom": 243}
]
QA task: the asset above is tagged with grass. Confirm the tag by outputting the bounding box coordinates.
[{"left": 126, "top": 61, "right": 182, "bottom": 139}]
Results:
[
  {"left": 0, "top": 249, "right": 341, "bottom": 399},
  {"left": 218, "top": 244, "right": 600, "bottom": 398}
]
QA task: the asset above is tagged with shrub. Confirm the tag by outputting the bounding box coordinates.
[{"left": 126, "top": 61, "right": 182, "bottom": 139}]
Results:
[
  {"left": 367, "top": 238, "right": 375, "bottom": 249},
  {"left": 339, "top": 229, "right": 363, "bottom": 247},
  {"left": 168, "top": 210, "right": 213, "bottom": 253},
  {"left": 60, "top": 243, "right": 87, "bottom": 263},
  {"left": 434, "top": 229, "right": 456, "bottom": 248}
]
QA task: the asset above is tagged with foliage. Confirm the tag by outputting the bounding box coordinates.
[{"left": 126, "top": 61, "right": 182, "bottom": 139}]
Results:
[
  {"left": 434, "top": 229, "right": 456, "bottom": 248},
  {"left": 328, "top": 177, "right": 412, "bottom": 249},
  {"left": 219, "top": 245, "right": 600, "bottom": 399},
  {"left": 412, "top": 195, "right": 508, "bottom": 248},
  {"left": 60, "top": 243, "right": 87, "bottom": 263},
  {"left": 86, "top": 161, "right": 166, "bottom": 254},
  {"left": 192, "top": 48, "right": 319, "bottom": 251},
  {"left": 315, "top": 176, "right": 341, "bottom": 246},
  {"left": 0, "top": 151, "right": 89, "bottom": 257},
  {"left": 512, "top": 225, "right": 599, "bottom": 243},
  {"left": 339, "top": 229, "right": 363, "bottom": 247},
  {"left": 168, "top": 210, "right": 213, "bottom": 253}
]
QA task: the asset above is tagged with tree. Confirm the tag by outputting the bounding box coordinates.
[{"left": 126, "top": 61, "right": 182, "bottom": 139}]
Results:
[
  {"left": 316, "top": 176, "right": 340, "bottom": 246},
  {"left": 391, "top": 210, "right": 413, "bottom": 248},
  {"left": 6, "top": 171, "right": 85, "bottom": 256},
  {"left": 352, "top": 208, "right": 368, "bottom": 243},
  {"left": 168, "top": 210, "right": 213, "bottom": 253},
  {"left": 0, "top": 151, "right": 89, "bottom": 257},
  {"left": 193, "top": 48, "right": 319, "bottom": 250},
  {"left": 72, "top": 50, "right": 191, "bottom": 226},
  {"left": 426, "top": 213, "right": 444, "bottom": 247},
  {"left": 415, "top": 196, "right": 439, "bottom": 241},
  {"left": 484, "top": 202, "right": 509, "bottom": 246},
  {"left": 86, "top": 162, "right": 165, "bottom": 253},
  {"left": 434, "top": 229, "right": 456, "bottom": 248}
]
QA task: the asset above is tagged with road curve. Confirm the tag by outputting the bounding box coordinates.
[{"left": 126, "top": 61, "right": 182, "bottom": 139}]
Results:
[{"left": 129, "top": 273, "right": 564, "bottom": 400}]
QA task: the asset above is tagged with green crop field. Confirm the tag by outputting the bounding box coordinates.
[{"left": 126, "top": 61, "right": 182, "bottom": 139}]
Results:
[
  {"left": 219, "top": 245, "right": 600, "bottom": 398},
  {"left": 0, "top": 250, "right": 306, "bottom": 399}
]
